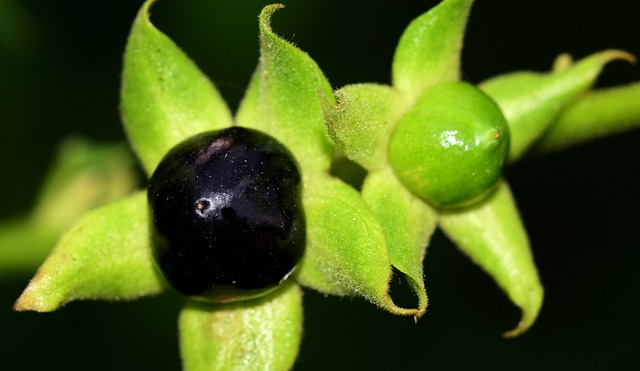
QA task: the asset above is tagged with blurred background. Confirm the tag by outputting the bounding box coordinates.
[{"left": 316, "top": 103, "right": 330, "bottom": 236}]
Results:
[{"left": 1, "top": 0, "right": 639, "bottom": 369}]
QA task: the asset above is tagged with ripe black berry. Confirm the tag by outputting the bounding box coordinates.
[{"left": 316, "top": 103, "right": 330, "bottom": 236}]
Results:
[{"left": 148, "top": 127, "right": 305, "bottom": 302}]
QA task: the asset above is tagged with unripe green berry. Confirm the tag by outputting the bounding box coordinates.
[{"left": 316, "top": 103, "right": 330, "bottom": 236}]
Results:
[{"left": 389, "top": 82, "right": 509, "bottom": 208}]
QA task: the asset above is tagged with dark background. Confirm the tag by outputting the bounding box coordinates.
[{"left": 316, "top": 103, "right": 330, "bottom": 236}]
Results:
[{"left": 1, "top": 0, "right": 639, "bottom": 369}]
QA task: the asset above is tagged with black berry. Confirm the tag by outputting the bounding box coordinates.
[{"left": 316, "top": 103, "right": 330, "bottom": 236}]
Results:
[{"left": 148, "top": 127, "right": 305, "bottom": 302}]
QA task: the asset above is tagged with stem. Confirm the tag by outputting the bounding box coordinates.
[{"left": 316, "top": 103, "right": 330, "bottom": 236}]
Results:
[{"left": 536, "top": 82, "right": 640, "bottom": 152}]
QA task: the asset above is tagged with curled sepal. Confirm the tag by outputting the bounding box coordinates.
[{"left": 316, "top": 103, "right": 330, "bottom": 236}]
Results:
[
  {"left": 392, "top": 0, "right": 474, "bottom": 102},
  {"left": 322, "top": 84, "right": 406, "bottom": 171},
  {"left": 245, "top": 4, "right": 335, "bottom": 174},
  {"left": 480, "top": 50, "right": 635, "bottom": 161},
  {"left": 14, "top": 191, "right": 165, "bottom": 312},
  {"left": 361, "top": 168, "right": 437, "bottom": 319},
  {"left": 297, "top": 175, "right": 417, "bottom": 316},
  {"left": 121, "top": 0, "right": 233, "bottom": 175},
  {"left": 438, "top": 180, "right": 543, "bottom": 337},
  {"left": 537, "top": 82, "right": 640, "bottom": 152},
  {"left": 179, "top": 282, "right": 302, "bottom": 371}
]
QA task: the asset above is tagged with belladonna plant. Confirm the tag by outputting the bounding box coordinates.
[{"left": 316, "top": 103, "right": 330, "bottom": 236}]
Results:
[{"left": 13, "top": 0, "right": 640, "bottom": 369}]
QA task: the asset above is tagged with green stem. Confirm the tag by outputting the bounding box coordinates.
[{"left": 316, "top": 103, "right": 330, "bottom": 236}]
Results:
[{"left": 536, "top": 82, "right": 640, "bottom": 152}]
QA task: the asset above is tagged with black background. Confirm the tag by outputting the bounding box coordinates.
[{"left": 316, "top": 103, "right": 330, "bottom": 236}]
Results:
[{"left": 1, "top": 0, "right": 639, "bottom": 369}]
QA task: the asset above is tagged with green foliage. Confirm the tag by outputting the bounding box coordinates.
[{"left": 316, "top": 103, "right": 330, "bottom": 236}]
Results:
[
  {"left": 538, "top": 81, "right": 640, "bottom": 151},
  {"left": 324, "top": 84, "right": 405, "bottom": 171},
  {"left": 11, "top": 0, "right": 640, "bottom": 369},
  {"left": 323, "top": 0, "right": 541, "bottom": 333},
  {"left": 237, "top": 4, "right": 335, "bottom": 173},
  {"left": 361, "top": 167, "right": 436, "bottom": 318},
  {"left": 297, "top": 174, "right": 417, "bottom": 315},
  {"left": 179, "top": 282, "right": 302, "bottom": 371},
  {"left": 14, "top": 192, "right": 165, "bottom": 312},
  {"left": 239, "top": 5, "right": 418, "bottom": 316},
  {"left": 0, "top": 139, "right": 138, "bottom": 275},
  {"left": 438, "top": 181, "right": 543, "bottom": 337},
  {"left": 392, "top": 0, "right": 473, "bottom": 102},
  {"left": 480, "top": 50, "right": 635, "bottom": 161},
  {"left": 121, "top": 0, "right": 233, "bottom": 175}
]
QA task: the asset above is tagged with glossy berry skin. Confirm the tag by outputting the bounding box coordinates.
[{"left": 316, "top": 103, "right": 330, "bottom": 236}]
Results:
[
  {"left": 148, "top": 127, "right": 305, "bottom": 302},
  {"left": 389, "top": 82, "right": 509, "bottom": 208}
]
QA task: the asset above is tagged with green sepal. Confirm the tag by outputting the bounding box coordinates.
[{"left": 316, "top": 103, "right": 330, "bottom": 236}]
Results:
[
  {"left": 0, "top": 138, "right": 138, "bottom": 275},
  {"left": 297, "top": 175, "right": 418, "bottom": 316},
  {"left": 121, "top": 0, "right": 233, "bottom": 175},
  {"left": 30, "top": 139, "right": 138, "bottom": 231},
  {"left": 361, "top": 167, "right": 437, "bottom": 319},
  {"left": 537, "top": 81, "right": 640, "bottom": 152},
  {"left": 322, "top": 83, "right": 406, "bottom": 171},
  {"left": 438, "top": 180, "right": 543, "bottom": 337},
  {"left": 392, "top": 0, "right": 474, "bottom": 102},
  {"left": 14, "top": 191, "right": 165, "bottom": 312},
  {"left": 239, "top": 4, "right": 334, "bottom": 174},
  {"left": 480, "top": 50, "right": 635, "bottom": 161},
  {"left": 0, "top": 218, "right": 58, "bottom": 275},
  {"left": 179, "top": 282, "right": 302, "bottom": 371},
  {"left": 235, "top": 66, "right": 262, "bottom": 131}
]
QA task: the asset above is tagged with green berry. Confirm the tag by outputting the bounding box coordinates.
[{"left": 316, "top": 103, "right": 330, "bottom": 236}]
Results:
[{"left": 389, "top": 82, "right": 509, "bottom": 208}]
